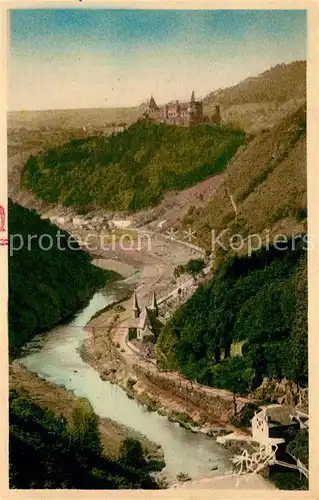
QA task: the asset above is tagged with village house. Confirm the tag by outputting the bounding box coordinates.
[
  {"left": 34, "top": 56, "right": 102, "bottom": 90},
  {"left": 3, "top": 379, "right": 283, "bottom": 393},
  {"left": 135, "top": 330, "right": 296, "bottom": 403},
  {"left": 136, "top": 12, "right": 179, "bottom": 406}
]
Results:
[
  {"left": 110, "top": 219, "right": 133, "bottom": 230},
  {"left": 217, "top": 403, "right": 308, "bottom": 478},
  {"left": 128, "top": 291, "right": 162, "bottom": 343}
]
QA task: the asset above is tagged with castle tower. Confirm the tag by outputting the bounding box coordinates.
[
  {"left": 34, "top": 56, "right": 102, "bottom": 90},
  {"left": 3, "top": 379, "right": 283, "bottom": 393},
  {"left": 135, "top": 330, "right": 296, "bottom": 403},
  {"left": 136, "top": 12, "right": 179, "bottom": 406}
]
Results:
[
  {"left": 212, "top": 104, "right": 221, "bottom": 125},
  {"left": 132, "top": 291, "right": 140, "bottom": 319},
  {"left": 164, "top": 104, "right": 169, "bottom": 120},
  {"left": 187, "top": 90, "right": 197, "bottom": 125},
  {"left": 148, "top": 96, "right": 159, "bottom": 112},
  {"left": 149, "top": 291, "right": 158, "bottom": 317}
]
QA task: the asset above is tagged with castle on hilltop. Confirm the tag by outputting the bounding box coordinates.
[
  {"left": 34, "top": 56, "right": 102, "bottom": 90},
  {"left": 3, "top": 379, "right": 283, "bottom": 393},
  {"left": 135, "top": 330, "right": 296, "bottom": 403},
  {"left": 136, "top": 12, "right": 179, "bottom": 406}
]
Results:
[{"left": 143, "top": 90, "right": 220, "bottom": 127}]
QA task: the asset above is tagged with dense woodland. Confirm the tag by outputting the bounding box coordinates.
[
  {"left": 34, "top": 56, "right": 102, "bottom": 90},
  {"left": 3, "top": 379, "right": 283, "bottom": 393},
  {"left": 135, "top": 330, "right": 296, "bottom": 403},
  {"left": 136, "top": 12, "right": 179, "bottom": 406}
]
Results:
[
  {"left": 9, "top": 389, "right": 158, "bottom": 489},
  {"left": 158, "top": 238, "right": 307, "bottom": 395},
  {"left": 8, "top": 200, "right": 114, "bottom": 358},
  {"left": 21, "top": 119, "right": 246, "bottom": 212}
]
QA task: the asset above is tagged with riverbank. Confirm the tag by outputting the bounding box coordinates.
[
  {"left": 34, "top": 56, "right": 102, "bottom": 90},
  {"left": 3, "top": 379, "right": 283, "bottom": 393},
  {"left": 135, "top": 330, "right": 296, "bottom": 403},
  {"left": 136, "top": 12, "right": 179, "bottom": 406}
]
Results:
[
  {"left": 81, "top": 315, "right": 276, "bottom": 490},
  {"left": 81, "top": 233, "right": 257, "bottom": 437},
  {"left": 172, "top": 471, "right": 277, "bottom": 490},
  {"left": 9, "top": 362, "right": 163, "bottom": 465},
  {"left": 83, "top": 289, "right": 249, "bottom": 438}
]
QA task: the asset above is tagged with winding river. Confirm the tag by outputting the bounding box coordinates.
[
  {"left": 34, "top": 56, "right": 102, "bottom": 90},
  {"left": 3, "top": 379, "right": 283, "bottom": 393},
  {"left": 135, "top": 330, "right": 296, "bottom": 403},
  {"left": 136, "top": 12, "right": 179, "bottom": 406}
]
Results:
[{"left": 19, "top": 277, "right": 231, "bottom": 482}]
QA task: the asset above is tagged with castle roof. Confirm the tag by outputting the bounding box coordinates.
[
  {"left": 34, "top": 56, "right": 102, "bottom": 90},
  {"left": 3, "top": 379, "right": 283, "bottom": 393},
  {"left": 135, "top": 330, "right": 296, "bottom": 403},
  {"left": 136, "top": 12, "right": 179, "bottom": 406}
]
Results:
[
  {"left": 138, "top": 306, "right": 151, "bottom": 329},
  {"left": 148, "top": 96, "right": 159, "bottom": 111}
]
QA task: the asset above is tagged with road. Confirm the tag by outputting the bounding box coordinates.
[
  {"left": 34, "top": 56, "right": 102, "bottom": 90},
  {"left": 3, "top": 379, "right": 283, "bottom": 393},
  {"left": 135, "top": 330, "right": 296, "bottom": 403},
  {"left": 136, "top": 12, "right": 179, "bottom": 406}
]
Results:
[{"left": 107, "top": 231, "right": 251, "bottom": 408}]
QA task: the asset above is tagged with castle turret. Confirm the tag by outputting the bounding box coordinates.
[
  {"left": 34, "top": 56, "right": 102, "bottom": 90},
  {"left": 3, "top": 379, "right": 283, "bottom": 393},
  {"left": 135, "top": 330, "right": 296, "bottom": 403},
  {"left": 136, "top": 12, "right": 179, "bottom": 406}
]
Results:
[
  {"left": 149, "top": 292, "right": 158, "bottom": 317},
  {"left": 132, "top": 291, "right": 140, "bottom": 319},
  {"left": 148, "top": 96, "right": 159, "bottom": 112}
]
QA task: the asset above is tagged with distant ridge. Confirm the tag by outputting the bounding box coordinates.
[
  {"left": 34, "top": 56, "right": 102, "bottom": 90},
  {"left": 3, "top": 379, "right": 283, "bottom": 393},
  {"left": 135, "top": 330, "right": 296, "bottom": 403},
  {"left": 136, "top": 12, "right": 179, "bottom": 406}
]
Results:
[
  {"left": 8, "top": 61, "right": 305, "bottom": 134},
  {"left": 203, "top": 60, "right": 306, "bottom": 132}
]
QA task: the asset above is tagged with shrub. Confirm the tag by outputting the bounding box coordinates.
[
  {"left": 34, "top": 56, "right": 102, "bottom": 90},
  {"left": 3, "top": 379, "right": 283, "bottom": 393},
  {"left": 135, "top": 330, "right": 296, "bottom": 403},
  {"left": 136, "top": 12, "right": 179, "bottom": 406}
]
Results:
[{"left": 120, "top": 438, "right": 145, "bottom": 469}]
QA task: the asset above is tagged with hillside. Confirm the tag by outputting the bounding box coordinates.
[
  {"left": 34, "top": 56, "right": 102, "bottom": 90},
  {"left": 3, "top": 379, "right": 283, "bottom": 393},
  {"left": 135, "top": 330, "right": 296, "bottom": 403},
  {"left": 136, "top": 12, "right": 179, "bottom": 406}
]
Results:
[
  {"left": 157, "top": 239, "right": 307, "bottom": 394},
  {"left": 10, "top": 389, "right": 158, "bottom": 489},
  {"left": 204, "top": 61, "right": 306, "bottom": 132},
  {"left": 156, "top": 102, "right": 308, "bottom": 405},
  {"left": 8, "top": 200, "right": 115, "bottom": 358},
  {"left": 180, "top": 104, "right": 306, "bottom": 252},
  {"left": 21, "top": 120, "right": 246, "bottom": 212}
]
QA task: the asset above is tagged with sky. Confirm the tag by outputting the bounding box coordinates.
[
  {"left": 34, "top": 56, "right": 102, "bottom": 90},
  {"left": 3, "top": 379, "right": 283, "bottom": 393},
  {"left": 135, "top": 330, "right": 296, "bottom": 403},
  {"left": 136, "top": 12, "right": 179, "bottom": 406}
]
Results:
[{"left": 8, "top": 9, "right": 307, "bottom": 111}]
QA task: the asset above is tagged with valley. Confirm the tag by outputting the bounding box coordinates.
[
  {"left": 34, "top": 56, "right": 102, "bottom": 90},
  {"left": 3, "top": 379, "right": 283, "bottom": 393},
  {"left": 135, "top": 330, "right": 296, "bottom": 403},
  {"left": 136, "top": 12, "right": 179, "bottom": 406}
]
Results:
[{"left": 8, "top": 59, "right": 308, "bottom": 490}]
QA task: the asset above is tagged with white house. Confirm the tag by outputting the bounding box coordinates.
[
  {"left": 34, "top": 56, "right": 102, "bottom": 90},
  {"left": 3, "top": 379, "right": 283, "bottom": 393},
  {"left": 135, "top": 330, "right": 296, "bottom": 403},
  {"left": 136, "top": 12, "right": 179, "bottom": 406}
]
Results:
[
  {"left": 56, "top": 216, "right": 66, "bottom": 225},
  {"left": 111, "top": 219, "right": 132, "bottom": 229},
  {"left": 251, "top": 404, "right": 299, "bottom": 447}
]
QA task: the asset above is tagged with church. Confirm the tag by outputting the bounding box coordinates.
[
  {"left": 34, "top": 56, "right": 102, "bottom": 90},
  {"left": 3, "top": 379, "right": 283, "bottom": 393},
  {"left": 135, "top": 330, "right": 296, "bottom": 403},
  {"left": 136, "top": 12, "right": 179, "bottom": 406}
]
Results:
[{"left": 128, "top": 291, "right": 162, "bottom": 343}]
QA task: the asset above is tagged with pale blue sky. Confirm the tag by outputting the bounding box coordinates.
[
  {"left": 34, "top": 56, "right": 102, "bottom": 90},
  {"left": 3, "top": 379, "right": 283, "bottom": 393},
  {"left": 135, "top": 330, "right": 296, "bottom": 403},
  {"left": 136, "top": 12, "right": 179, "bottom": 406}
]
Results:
[{"left": 9, "top": 9, "right": 307, "bottom": 111}]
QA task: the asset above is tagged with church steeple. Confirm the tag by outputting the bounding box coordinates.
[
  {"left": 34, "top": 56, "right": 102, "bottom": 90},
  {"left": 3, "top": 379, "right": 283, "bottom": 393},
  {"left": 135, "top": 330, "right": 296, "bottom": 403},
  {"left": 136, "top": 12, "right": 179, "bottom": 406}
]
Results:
[
  {"left": 132, "top": 291, "right": 140, "bottom": 318},
  {"left": 149, "top": 291, "right": 158, "bottom": 316},
  {"left": 190, "top": 90, "right": 195, "bottom": 103}
]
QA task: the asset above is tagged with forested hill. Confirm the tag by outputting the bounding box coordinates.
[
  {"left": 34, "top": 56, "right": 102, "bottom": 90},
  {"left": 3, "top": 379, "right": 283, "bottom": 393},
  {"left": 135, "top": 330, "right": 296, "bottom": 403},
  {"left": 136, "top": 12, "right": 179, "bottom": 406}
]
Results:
[
  {"left": 8, "top": 200, "right": 114, "bottom": 358},
  {"left": 21, "top": 120, "right": 246, "bottom": 212},
  {"left": 157, "top": 238, "right": 307, "bottom": 395}
]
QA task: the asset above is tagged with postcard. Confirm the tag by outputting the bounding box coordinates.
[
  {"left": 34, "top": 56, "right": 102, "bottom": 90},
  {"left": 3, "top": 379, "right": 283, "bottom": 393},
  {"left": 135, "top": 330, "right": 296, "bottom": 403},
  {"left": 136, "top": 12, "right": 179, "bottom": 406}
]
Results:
[{"left": 1, "top": 2, "right": 318, "bottom": 499}]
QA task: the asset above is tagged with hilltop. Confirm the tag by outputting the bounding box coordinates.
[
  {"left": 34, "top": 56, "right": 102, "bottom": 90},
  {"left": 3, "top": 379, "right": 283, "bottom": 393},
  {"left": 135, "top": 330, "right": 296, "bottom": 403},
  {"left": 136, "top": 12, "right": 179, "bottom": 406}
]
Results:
[
  {"left": 204, "top": 61, "right": 306, "bottom": 132},
  {"left": 9, "top": 60, "right": 306, "bottom": 212},
  {"left": 21, "top": 120, "right": 245, "bottom": 212}
]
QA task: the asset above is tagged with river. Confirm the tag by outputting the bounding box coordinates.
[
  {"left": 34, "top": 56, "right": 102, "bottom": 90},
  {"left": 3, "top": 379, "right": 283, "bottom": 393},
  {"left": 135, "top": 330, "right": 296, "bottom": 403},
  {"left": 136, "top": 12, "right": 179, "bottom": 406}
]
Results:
[{"left": 18, "top": 278, "right": 231, "bottom": 483}]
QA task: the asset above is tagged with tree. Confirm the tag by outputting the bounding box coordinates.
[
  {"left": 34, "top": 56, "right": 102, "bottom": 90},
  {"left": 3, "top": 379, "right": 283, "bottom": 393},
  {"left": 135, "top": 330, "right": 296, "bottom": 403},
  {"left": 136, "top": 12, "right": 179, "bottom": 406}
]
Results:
[
  {"left": 186, "top": 259, "right": 205, "bottom": 277},
  {"left": 119, "top": 438, "right": 145, "bottom": 469},
  {"left": 67, "top": 398, "right": 101, "bottom": 454}
]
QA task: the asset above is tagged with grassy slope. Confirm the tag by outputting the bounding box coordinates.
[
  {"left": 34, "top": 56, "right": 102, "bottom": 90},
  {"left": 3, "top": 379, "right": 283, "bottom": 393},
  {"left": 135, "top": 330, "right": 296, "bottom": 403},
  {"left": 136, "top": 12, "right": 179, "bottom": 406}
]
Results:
[
  {"left": 205, "top": 61, "right": 306, "bottom": 106},
  {"left": 204, "top": 61, "right": 306, "bottom": 132},
  {"left": 21, "top": 120, "right": 246, "bottom": 212},
  {"left": 181, "top": 104, "right": 306, "bottom": 252}
]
